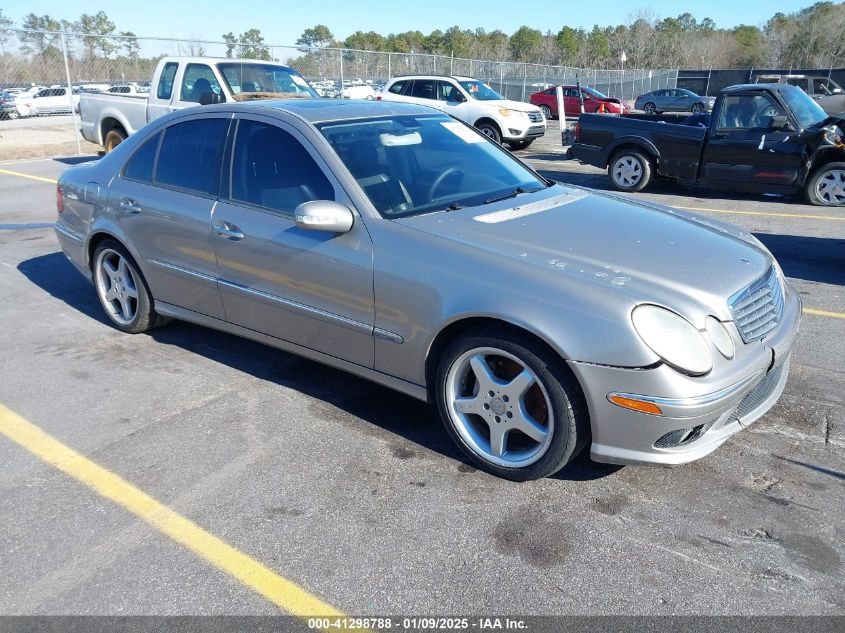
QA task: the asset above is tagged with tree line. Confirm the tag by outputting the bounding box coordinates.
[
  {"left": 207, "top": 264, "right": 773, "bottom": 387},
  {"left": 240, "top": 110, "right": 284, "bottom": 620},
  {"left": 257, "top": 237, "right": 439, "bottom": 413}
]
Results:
[{"left": 1, "top": 2, "right": 843, "bottom": 74}]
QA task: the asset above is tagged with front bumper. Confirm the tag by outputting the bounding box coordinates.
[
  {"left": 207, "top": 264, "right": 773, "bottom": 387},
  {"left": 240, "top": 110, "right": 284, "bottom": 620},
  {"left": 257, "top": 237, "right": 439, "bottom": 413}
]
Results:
[
  {"left": 568, "top": 281, "right": 802, "bottom": 466},
  {"left": 501, "top": 119, "right": 546, "bottom": 140}
]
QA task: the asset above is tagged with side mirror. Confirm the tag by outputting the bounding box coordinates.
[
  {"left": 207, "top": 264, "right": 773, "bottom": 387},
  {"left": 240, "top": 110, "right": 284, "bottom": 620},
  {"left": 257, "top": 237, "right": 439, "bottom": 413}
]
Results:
[
  {"left": 294, "top": 200, "right": 354, "bottom": 233},
  {"left": 453, "top": 93, "right": 466, "bottom": 103},
  {"left": 832, "top": 87, "right": 843, "bottom": 95},
  {"left": 199, "top": 91, "right": 222, "bottom": 106}
]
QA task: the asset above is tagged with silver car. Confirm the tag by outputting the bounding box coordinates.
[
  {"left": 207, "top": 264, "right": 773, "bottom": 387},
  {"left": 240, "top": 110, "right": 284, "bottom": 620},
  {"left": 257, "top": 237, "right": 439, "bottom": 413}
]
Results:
[
  {"left": 54, "top": 100, "right": 801, "bottom": 480},
  {"left": 635, "top": 89, "right": 716, "bottom": 114}
]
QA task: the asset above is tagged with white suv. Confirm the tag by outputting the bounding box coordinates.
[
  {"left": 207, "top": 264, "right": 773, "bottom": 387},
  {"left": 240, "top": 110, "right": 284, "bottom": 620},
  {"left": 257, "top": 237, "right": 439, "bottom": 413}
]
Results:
[{"left": 378, "top": 75, "right": 545, "bottom": 150}]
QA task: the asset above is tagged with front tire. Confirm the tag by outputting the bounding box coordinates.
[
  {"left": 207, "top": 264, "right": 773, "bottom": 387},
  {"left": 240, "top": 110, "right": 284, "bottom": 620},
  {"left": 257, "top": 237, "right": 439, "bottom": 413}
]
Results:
[
  {"left": 609, "top": 149, "right": 653, "bottom": 192},
  {"left": 92, "top": 239, "right": 161, "bottom": 333},
  {"left": 643, "top": 102, "right": 656, "bottom": 114},
  {"left": 540, "top": 104, "right": 552, "bottom": 120},
  {"left": 475, "top": 121, "right": 501, "bottom": 144},
  {"left": 691, "top": 102, "right": 705, "bottom": 114},
  {"left": 104, "top": 128, "right": 126, "bottom": 153},
  {"left": 508, "top": 139, "right": 534, "bottom": 151},
  {"left": 806, "top": 162, "right": 845, "bottom": 206},
  {"left": 435, "top": 329, "right": 589, "bottom": 481}
]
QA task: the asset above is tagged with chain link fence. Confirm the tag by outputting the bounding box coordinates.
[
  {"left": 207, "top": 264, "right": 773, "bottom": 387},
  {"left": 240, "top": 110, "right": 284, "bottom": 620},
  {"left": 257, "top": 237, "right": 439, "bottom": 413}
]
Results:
[{"left": 1, "top": 28, "right": 679, "bottom": 100}]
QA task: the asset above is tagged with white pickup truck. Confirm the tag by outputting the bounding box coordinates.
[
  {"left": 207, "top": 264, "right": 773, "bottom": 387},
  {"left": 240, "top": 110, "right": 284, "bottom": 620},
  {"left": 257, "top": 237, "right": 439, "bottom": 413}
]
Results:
[{"left": 79, "top": 56, "right": 319, "bottom": 151}]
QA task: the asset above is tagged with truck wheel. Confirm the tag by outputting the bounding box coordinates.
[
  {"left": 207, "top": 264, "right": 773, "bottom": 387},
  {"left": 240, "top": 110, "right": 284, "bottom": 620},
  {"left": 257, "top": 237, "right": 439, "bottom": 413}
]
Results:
[
  {"left": 540, "top": 104, "right": 552, "bottom": 120},
  {"left": 104, "top": 129, "right": 127, "bottom": 153},
  {"left": 609, "top": 149, "right": 653, "bottom": 192},
  {"left": 806, "top": 162, "right": 845, "bottom": 206},
  {"left": 643, "top": 102, "right": 656, "bottom": 114},
  {"left": 691, "top": 102, "right": 705, "bottom": 114},
  {"left": 476, "top": 122, "right": 501, "bottom": 144}
]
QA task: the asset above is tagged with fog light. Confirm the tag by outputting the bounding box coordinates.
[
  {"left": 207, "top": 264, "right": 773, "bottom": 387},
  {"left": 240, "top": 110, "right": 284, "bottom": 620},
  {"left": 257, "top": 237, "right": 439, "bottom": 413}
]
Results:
[
  {"left": 608, "top": 394, "right": 662, "bottom": 416},
  {"left": 508, "top": 128, "right": 520, "bottom": 135}
]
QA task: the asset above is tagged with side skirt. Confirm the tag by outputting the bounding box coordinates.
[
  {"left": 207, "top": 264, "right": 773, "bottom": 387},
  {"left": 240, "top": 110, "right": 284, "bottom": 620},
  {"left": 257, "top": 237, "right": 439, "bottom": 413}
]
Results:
[{"left": 154, "top": 301, "right": 428, "bottom": 402}]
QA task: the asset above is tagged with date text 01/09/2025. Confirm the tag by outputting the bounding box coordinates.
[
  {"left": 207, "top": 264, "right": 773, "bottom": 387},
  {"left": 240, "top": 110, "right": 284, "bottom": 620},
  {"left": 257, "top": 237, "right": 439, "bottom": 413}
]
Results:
[{"left": 307, "top": 617, "right": 529, "bottom": 630}]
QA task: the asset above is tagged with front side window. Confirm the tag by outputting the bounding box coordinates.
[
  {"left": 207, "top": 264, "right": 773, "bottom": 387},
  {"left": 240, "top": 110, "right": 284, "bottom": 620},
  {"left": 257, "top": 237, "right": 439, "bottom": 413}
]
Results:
[
  {"left": 812, "top": 77, "right": 838, "bottom": 95},
  {"left": 717, "top": 94, "right": 786, "bottom": 130},
  {"left": 180, "top": 64, "right": 222, "bottom": 104},
  {"left": 459, "top": 80, "right": 503, "bottom": 101},
  {"left": 155, "top": 118, "right": 229, "bottom": 194},
  {"left": 218, "top": 63, "right": 317, "bottom": 99},
  {"left": 123, "top": 132, "right": 161, "bottom": 183},
  {"left": 437, "top": 81, "right": 463, "bottom": 102},
  {"left": 319, "top": 114, "right": 549, "bottom": 218},
  {"left": 230, "top": 120, "right": 333, "bottom": 213},
  {"left": 156, "top": 62, "right": 178, "bottom": 100}
]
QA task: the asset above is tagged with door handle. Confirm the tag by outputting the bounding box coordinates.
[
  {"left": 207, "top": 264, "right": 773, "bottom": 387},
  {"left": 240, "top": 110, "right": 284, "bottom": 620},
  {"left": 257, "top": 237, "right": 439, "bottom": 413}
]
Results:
[
  {"left": 214, "top": 221, "right": 244, "bottom": 240},
  {"left": 119, "top": 198, "right": 142, "bottom": 214}
]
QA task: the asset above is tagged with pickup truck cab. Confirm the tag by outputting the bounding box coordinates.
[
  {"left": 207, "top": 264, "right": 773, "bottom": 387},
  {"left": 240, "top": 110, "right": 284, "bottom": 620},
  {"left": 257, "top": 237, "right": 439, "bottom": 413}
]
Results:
[
  {"left": 80, "top": 56, "right": 318, "bottom": 151},
  {"left": 573, "top": 83, "right": 845, "bottom": 206}
]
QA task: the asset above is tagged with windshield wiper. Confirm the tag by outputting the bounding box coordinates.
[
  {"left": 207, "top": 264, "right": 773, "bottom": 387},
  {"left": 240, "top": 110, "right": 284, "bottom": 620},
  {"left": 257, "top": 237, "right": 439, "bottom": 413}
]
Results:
[
  {"left": 482, "top": 187, "right": 540, "bottom": 205},
  {"left": 442, "top": 202, "right": 464, "bottom": 211}
]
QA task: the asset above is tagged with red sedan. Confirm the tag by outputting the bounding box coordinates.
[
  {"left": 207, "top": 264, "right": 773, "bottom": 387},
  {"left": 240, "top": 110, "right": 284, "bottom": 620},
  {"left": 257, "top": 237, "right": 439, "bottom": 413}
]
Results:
[{"left": 530, "top": 85, "right": 631, "bottom": 119}]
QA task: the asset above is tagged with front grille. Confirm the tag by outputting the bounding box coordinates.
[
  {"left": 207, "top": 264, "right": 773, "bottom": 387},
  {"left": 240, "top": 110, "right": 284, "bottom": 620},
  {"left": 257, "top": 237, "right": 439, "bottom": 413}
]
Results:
[
  {"left": 728, "top": 266, "right": 784, "bottom": 343},
  {"left": 731, "top": 361, "right": 786, "bottom": 422},
  {"left": 528, "top": 110, "right": 544, "bottom": 122}
]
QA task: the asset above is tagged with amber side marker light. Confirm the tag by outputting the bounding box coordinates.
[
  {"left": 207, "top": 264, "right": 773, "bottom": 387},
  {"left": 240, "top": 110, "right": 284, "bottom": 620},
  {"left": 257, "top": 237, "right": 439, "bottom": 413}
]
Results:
[{"left": 608, "top": 395, "right": 663, "bottom": 416}]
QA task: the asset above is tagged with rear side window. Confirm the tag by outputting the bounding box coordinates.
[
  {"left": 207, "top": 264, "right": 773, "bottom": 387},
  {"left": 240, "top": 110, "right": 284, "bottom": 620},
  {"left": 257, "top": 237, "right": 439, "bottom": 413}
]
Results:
[
  {"left": 123, "top": 132, "right": 161, "bottom": 183},
  {"left": 155, "top": 118, "right": 229, "bottom": 194},
  {"left": 388, "top": 80, "right": 406, "bottom": 94},
  {"left": 410, "top": 79, "right": 435, "bottom": 99},
  {"left": 230, "top": 119, "right": 333, "bottom": 213},
  {"left": 156, "top": 62, "right": 178, "bottom": 100}
]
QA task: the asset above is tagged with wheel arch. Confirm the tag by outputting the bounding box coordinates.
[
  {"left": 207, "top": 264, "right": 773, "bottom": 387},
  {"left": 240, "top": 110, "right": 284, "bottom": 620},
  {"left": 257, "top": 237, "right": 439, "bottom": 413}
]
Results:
[
  {"left": 607, "top": 138, "right": 660, "bottom": 165},
  {"left": 473, "top": 117, "right": 502, "bottom": 136},
  {"left": 805, "top": 148, "right": 845, "bottom": 183},
  {"left": 85, "top": 225, "right": 144, "bottom": 274},
  {"left": 100, "top": 115, "right": 129, "bottom": 145},
  {"left": 424, "top": 315, "right": 577, "bottom": 403}
]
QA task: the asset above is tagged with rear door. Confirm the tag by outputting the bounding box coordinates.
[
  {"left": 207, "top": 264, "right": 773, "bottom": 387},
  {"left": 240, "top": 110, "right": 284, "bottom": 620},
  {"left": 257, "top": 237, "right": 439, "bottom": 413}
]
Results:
[
  {"left": 109, "top": 113, "right": 231, "bottom": 319},
  {"left": 701, "top": 92, "right": 804, "bottom": 188},
  {"left": 211, "top": 114, "right": 375, "bottom": 367}
]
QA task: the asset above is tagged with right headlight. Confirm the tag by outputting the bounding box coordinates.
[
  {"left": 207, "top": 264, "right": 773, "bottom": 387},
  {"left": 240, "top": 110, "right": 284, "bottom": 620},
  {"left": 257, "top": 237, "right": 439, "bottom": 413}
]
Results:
[{"left": 632, "top": 305, "right": 713, "bottom": 376}]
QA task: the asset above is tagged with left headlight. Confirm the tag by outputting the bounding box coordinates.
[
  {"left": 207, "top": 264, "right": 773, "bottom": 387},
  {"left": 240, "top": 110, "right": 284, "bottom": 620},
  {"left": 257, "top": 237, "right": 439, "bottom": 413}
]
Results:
[
  {"left": 632, "top": 305, "right": 713, "bottom": 376},
  {"left": 498, "top": 108, "right": 526, "bottom": 118}
]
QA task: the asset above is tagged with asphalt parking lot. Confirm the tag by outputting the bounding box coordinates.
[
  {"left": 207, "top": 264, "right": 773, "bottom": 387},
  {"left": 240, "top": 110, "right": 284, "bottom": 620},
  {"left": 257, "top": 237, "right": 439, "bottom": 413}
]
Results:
[{"left": 0, "top": 130, "right": 843, "bottom": 618}]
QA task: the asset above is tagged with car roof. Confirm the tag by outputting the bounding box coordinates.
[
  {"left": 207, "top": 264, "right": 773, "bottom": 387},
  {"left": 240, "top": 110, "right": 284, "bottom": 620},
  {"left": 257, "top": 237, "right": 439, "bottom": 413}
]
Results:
[
  {"left": 722, "top": 83, "right": 791, "bottom": 93},
  {"left": 200, "top": 99, "right": 442, "bottom": 123},
  {"left": 389, "top": 75, "right": 475, "bottom": 82}
]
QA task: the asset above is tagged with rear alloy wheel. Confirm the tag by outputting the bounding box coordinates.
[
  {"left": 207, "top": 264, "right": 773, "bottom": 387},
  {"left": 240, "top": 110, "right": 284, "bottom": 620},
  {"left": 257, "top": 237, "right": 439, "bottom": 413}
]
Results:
[
  {"left": 104, "top": 128, "right": 126, "bottom": 153},
  {"left": 508, "top": 139, "right": 534, "bottom": 151},
  {"left": 476, "top": 122, "right": 501, "bottom": 144},
  {"left": 93, "top": 240, "right": 161, "bottom": 333},
  {"left": 609, "top": 149, "right": 652, "bottom": 192},
  {"left": 436, "top": 331, "right": 589, "bottom": 481},
  {"left": 691, "top": 102, "right": 705, "bottom": 114},
  {"left": 6, "top": 109, "right": 19, "bottom": 120},
  {"left": 806, "top": 162, "right": 845, "bottom": 206},
  {"left": 540, "top": 104, "right": 552, "bottom": 120},
  {"left": 643, "top": 102, "right": 656, "bottom": 114}
]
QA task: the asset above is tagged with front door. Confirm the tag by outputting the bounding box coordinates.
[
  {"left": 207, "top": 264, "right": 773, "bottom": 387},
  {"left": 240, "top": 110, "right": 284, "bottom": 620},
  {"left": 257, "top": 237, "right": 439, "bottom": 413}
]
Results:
[
  {"left": 702, "top": 92, "right": 804, "bottom": 189},
  {"left": 211, "top": 115, "right": 375, "bottom": 368},
  {"left": 110, "top": 113, "right": 231, "bottom": 319}
]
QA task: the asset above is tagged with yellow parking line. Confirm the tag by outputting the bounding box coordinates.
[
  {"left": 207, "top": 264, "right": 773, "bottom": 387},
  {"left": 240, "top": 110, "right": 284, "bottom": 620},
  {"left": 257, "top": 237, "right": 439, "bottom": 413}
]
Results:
[
  {"left": 0, "top": 403, "right": 344, "bottom": 620},
  {"left": 804, "top": 307, "right": 845, "bottom": 320},
  {"left": 0, "top": 168, "right": 58, "bottom": 185},
  {"left": 675, "top": 205, "right": 844, "bottom": 222}
]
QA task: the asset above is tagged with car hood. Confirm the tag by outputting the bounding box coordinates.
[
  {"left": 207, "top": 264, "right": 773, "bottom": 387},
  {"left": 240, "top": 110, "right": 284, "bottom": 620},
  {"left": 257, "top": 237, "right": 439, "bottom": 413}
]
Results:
[
  {"left": 490, "top": 98, "right": 541, "bottom": 113},
  {"left": 394, "top": 186, "right": 772, "bottom": 325}
]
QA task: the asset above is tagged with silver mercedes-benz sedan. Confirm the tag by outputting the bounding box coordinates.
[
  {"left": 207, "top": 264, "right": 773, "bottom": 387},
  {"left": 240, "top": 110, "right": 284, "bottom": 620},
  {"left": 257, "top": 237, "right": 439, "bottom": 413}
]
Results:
[{"left": 54, "top": 100, "right": 800, "bottom": 480}]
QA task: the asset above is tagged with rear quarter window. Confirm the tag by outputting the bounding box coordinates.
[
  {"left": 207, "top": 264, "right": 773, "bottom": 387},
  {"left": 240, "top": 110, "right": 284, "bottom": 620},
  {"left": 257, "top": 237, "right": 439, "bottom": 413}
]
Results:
[{"left": 122, "top": 132, "right": 161, "bottom": 183}]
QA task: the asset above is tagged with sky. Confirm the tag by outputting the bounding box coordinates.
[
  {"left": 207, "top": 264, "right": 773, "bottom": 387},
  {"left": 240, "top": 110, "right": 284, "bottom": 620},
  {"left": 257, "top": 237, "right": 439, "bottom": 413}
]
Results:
[{"left": 2, "top": 0, "right": 814, "bottom": 46}]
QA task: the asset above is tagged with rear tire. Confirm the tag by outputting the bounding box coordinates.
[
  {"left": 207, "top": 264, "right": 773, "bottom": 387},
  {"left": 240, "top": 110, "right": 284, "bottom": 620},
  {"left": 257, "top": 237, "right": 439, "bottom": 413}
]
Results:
[
  {"left": 643, "top": 102, "right": 656, "bottom": 114},
  {"left": 805, "top": 162, "right": 845, "bottom": 206},
  {"left": 608, "top": 149, "right": 653, "bottom": 192},
  {"left": 508, "top": 139, "right": 534, "bottom": 151},
  {"left": 691, "top": 102, "right": 705, "bottom": 114},
  {"left": 435, "top": 328, "right": 589, "bottom": 481},
  {"left": 104, "top": 128, "right": 127, "bottom": 153},
  {"left": 92, "top": 239, "right": 163, "bottom": 334},
  {"left": 476, "top": 121, "right": 501, "bottom": 144}
]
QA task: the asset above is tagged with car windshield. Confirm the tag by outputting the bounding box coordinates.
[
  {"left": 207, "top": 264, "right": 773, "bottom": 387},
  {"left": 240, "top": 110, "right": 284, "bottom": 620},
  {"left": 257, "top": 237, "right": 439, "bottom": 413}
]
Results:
[
  {"left": 584, "top": 87, "right": 609, "bottom": 99},
  {"left": 459, "top": 81, "right": 504, "bottom": 101},
  {"left": 318, "top": 114, "right": 549, "bottom": 218},
  {"left": 217, "top": 63, "right": 318, "bottom": 100},
  {"left": 779, "top": 84, "right": 828, "bottom": 129}
]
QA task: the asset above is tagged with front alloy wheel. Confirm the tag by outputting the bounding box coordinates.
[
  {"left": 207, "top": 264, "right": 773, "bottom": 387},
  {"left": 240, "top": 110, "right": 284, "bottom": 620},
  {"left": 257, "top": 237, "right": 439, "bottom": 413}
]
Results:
[{"left": 436, "top": 331, "right": 589, "bottom": 480}]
